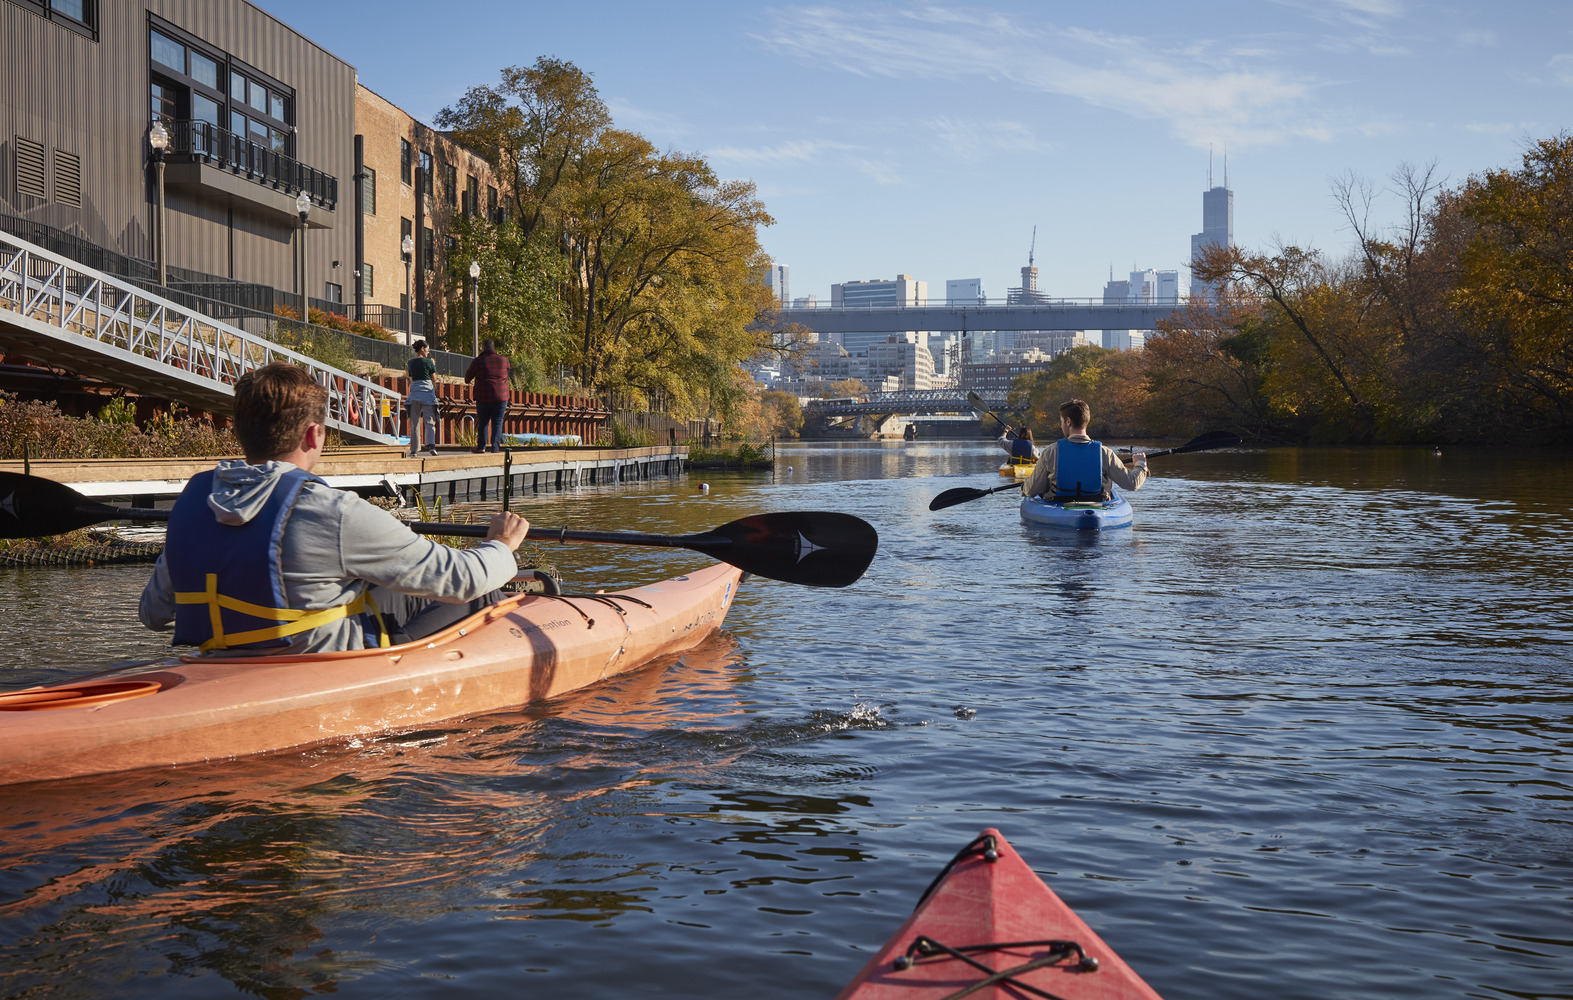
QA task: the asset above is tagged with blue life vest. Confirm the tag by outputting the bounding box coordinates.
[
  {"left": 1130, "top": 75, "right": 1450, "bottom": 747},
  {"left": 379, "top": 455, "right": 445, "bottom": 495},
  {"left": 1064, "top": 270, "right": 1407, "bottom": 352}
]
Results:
[
  {"left": 168, "top": 467, "right": 386, "bottom": 652},
  {"left": 1009, "top": 436, "right": 1036, "bottom": 460},
  {"left": 1054, "top": 439, "right": 1105, "bottom": 500}
]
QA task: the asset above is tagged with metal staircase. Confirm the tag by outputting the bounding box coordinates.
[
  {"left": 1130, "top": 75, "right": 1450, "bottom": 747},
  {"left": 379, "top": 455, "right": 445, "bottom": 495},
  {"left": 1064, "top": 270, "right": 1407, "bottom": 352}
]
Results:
[{"left": 0, "top": 229, "right": 401, "bottom": 444}]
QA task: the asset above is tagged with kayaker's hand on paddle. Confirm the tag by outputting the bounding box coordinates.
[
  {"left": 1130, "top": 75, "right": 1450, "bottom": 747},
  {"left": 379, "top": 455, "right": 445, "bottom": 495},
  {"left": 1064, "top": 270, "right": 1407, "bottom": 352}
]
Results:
[
  {"left": 485, "top": 511, "right": 530, "bottom": 551},
  {"left": 1133, "top": 451, "right": 1148, "bottom": 471}
]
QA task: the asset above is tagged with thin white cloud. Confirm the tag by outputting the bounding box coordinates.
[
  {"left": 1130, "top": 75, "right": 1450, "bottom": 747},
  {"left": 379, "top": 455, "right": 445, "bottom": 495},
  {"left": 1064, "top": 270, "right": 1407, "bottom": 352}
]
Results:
[
  {"left": 1462, "top": 122, "right": 1520, "bottom": 135},
  {"left": 752, "top": 6, "right": 1338, "bottom": 149},
  {"left": 1550, "top": 53, "right": 1573, "bottom": 86},
  {"left": 928, "top": 117, "right": 1052, "bottom": 162},
  {"left": 605, "top": 98, "right": 694, "bottom": 140},
  {"left": 708, "top": 139, "right": 859, "bottom": 167}
]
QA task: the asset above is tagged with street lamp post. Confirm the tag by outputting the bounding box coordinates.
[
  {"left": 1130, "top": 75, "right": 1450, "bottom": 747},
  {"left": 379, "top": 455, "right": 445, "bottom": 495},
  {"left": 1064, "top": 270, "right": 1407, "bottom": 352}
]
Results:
[
  {"left": 401, "top": 234, "right": 415, "bottom": 347},
  {"left": 147, "top": 122, "right": 170, "bottom": 287},
  {"left": 468, "top": 260, "right": 480, "bottom": 356},
  {"left": 295, "top": 191, "right": 311, "bottom": 322}
]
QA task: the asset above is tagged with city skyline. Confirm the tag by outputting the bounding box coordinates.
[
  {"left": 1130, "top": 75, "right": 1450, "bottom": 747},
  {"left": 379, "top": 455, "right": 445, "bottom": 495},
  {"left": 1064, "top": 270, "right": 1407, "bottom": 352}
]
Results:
[{"left": 254, "top": 1, "right": 1573, "bottom": 301}]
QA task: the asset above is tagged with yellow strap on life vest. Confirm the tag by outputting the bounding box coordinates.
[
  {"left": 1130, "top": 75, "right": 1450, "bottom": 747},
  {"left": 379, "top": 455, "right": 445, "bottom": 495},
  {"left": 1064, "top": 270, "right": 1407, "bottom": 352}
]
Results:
[{"left": 175, "top": 574, "right": 392, "bottom": 652}]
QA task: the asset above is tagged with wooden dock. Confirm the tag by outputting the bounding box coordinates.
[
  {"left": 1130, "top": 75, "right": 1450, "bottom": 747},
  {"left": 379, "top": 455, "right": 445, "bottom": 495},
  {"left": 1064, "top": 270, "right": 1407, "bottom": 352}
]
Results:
[{"left": 0, "top": 445, "right": 688, "bottom": 504}]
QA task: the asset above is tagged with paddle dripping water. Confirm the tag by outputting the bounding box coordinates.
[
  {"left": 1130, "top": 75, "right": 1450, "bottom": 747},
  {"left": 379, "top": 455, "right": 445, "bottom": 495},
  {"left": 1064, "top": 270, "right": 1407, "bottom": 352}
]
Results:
[{"left": 0, "top": 441, "right": 1569, "bottom": 1000}]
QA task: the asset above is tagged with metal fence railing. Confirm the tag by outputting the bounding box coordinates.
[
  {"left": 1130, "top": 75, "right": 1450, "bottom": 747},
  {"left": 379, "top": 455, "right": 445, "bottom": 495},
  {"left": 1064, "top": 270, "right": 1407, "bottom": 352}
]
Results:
[
  {"left": 165, "top": 119, "right": 338, "bottom": 210},
  {"left": 0, "top": 229, "right": 401, "bottom": 443},
  {"left": 1, "top": 213, "right": 455, "bottom": 375}
]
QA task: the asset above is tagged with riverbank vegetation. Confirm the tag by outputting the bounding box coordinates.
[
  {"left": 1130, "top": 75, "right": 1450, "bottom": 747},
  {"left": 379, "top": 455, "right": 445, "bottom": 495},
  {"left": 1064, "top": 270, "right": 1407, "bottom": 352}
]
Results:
[
  {"left": 0, "top": 394, "right": 238, "bottom": 460},
  {"left": 1006, "top": 134, "right": 1573, "bottom": 446}
]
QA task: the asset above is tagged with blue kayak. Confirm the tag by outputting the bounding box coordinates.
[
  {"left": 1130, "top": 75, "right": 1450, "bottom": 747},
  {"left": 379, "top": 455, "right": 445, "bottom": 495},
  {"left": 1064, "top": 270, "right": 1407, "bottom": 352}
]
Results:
[{"left": 1020, "top": 489, "right": 1133, "bottom": 530}]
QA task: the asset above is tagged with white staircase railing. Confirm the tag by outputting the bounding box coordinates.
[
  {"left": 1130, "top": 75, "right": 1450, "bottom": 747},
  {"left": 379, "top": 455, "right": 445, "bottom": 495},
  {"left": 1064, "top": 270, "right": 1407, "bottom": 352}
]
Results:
[{"left": 0, "top": 230, "right": 402, "bottom": 444}]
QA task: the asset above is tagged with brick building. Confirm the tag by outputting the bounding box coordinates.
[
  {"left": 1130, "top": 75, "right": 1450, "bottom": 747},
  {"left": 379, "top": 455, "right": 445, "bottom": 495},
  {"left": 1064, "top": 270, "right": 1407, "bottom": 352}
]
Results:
[{"left": 354, "top": 84, "right": 498, "bottom": 348}]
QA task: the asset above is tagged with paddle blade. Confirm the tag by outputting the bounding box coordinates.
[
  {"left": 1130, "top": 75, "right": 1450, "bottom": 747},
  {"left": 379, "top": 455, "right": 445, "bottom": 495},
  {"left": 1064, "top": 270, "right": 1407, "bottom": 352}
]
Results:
[
  {"left": 709, "top": 511, "right": 878, "bottom": 588},
  {"left": 0, "top": 472, "right": 108, "bottom": 538},
  {"left": 930, "top": 487, "right": 987, "bottom": 511},
  {"left": 966, "top": 390, "right": 987, "bottom": 413},
  {"left": 1155, "top": 430, "right": 1242, "bottom": 457}
]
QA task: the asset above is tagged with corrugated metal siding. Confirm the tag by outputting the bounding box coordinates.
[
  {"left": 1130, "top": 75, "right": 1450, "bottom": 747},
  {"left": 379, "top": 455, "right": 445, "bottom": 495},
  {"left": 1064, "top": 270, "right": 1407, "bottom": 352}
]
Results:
[{"left": 0, "top": 0, "right": 355, "bottom": 295}]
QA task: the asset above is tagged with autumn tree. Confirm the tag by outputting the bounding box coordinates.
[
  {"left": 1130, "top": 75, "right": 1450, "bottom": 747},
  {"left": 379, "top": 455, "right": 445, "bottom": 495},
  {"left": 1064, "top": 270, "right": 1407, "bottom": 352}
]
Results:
[
  {"left": 442, "top": 215, "right": 566, "bottom": 388},
  {"left": 437, "top": 59, "right": 776, "bottom": 415}
]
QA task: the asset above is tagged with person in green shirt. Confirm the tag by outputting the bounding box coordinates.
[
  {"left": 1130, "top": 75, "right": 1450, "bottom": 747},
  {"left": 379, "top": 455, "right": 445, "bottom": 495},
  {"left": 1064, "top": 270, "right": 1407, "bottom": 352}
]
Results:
[{"left": 405, "top": 340, "right": 439, "bottom": 457}]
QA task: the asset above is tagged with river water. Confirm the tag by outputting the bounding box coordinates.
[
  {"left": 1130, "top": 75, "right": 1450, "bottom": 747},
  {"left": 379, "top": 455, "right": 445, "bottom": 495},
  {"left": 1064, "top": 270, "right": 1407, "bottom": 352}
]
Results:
[{"left": 0, "top": 441, "right": 1568, "bottom": 999}]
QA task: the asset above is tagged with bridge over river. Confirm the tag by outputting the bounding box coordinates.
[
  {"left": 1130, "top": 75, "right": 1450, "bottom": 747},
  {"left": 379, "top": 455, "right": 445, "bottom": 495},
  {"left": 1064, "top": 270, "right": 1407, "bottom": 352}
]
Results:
[{"left": 768, "top": 300, "right": 1186, "bottom": 334}]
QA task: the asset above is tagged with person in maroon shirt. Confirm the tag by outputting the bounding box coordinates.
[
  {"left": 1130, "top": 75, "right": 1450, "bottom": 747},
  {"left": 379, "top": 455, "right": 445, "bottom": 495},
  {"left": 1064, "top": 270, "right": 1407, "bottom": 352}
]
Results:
[{"left": 464, "top": 339, "right": 511, "bottom": 453}]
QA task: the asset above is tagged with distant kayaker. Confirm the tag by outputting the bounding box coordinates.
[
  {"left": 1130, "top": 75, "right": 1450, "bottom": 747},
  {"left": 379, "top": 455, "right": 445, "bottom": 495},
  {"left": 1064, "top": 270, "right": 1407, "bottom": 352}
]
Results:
[
  {"left": 999, "top": 424, "right": 1037, "bottom": 461},
  {"left": 138, "top": 362, "right": 530, "bottom": 655},
  {"left": 1022, "top": 399, "right": 1147, "bottom": 501}
]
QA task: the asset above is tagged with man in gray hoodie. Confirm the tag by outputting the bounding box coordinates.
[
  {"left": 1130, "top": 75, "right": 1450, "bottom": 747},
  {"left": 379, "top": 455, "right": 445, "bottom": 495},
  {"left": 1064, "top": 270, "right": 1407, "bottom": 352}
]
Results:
[{"left": 140, "top": 362, "right": 529, "bottom": 654}]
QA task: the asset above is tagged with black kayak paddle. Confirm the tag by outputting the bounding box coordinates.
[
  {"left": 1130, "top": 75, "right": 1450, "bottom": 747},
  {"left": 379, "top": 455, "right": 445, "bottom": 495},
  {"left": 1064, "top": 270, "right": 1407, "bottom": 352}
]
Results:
[
  {"left": 967, "top": 391, "right": 1017, "bottom": 438},
  {"left": 928, "top": 429, "right": 1244, "bottom": 512},
  {"left": 0, "top": 472, "right": 879, "bottom": 589}
]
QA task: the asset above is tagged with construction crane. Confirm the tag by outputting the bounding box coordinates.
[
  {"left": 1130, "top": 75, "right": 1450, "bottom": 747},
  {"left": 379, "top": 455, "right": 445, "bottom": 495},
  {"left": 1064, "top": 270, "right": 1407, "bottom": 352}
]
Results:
[{"left": 1028, "top": 225, "right": 1036, "bottom": 267}]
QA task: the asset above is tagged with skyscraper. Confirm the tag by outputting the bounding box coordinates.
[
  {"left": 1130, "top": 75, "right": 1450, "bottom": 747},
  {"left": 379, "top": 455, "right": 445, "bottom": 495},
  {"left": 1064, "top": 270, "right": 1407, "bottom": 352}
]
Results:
[
  {"left": 829, "top": 274, "right": 928, "bottom": 353},
  {"left": 766, "top": 264, "right": 790, "bottom": 306},
  {"left": 1189, "top": 152, "right": 1234, "bottom": 303}
]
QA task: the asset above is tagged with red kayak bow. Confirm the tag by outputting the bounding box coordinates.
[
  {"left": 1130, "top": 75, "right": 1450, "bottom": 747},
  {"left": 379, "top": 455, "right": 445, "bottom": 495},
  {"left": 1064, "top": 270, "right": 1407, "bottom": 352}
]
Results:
[{"left": 836, "top": 828, "right": 1164, "bottom": 999}]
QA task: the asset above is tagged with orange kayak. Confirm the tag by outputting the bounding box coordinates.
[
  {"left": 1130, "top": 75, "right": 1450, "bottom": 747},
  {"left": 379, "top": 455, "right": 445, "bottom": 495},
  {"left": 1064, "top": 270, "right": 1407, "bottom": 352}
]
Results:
[
  {"left": 0, "top": 561, "right": 743, "bottom": 787},
  {"left": 836, "top": 828, "right": 1164, "bottom": 1000}
]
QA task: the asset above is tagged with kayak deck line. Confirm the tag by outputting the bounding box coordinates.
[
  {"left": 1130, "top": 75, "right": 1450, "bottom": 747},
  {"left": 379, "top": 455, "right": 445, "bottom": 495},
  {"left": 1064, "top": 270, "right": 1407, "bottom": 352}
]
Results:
[
  {"left": 0, "top": 561, "right": 744, "bottom": 786},
  {"left": 836, "top": 827, "right": 1164, "bottom": 999}
]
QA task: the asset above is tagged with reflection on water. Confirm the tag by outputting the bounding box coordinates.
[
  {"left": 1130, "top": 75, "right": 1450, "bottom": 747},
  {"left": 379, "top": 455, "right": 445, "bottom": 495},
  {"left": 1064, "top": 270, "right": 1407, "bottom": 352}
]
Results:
[{"left": 0, "top": 441, "right": 1569, "bottom": 999}]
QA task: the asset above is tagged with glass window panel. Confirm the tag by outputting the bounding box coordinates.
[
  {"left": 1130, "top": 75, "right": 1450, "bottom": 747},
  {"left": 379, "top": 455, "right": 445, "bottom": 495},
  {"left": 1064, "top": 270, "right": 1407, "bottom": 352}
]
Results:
[
  {"left": 150, "top": 31, "right": 185, "bottom": 72},
  {"left": 53, "top": 0, "right": 87, "bottom": 22},
  {"left": 231, "top": 111, "right": 248, "bottom": 135},
  {"left": 249, "top": 118, "right": 269, "bottom": 144},
  {"left": 231, "top": 71, "right": 246, "bottom": 101},
  {"left": 192, "top": 93, "right": 219, "bottom": 126},
  {"left": 247, "top": 81, "right": 268, "bottom": 113},
  {"left": 270, "top": 92, "right": 287, "bottom": 121},
  {"left": 189, "top": 51, "right": 218, "bottom": 90},
  {"left": 271, "top": 128, "right": 289, "bottom": 153},
  {"left": 151, "top": 81, "right": 178, "bottom": 123}
]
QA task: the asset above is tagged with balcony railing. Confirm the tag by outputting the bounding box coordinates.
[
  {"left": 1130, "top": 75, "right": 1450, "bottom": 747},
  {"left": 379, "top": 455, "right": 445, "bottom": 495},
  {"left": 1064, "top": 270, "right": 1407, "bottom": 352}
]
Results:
[{"left": 164, "top": 119, "right": 338, "bottom": 211}]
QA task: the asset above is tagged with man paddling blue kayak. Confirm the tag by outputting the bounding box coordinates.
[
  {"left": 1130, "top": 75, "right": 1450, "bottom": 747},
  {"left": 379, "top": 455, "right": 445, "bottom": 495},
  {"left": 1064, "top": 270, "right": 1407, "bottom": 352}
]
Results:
[
  {"left": 138, "top": 362, "right": 531, "bottom": 655},
  {"left": 1022, "top": 398, "right": 1148, "bottom": 502}
]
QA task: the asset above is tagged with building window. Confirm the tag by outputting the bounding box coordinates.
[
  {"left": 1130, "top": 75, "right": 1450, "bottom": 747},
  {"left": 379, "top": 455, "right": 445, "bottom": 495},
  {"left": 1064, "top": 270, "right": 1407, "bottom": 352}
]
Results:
[
  {"left": 400, "top": 138, "right": 412, "bottom": 184},
  {"left": 53, "top": 149, "right": 81, "bottom": 207},
  {"left": 361, "top": 166, "right": 376, "bottom": 215},
  {"left": 422, "top": 226, "right": 434, "bottom": 271},
  {"left": 15, "top": 137, "right": 46, "bottom": 199},
  {"left": 13, "top": 0, "right": 97, "bottom": 37},
  {"left": 147, "top": 20, "right": 294, "bottom": 158},
  {"left": 442, "top": 162, "right": 457, "bottom": 207},
  {"left": 324, "top": 282, "right": 343, "bottom": 304},
  {"left": 487, "top": 184, "right": 498, "bottom": 222},
  {"left": 418, "top": 151, "right": 432, "bottom": 199},
  {"left": 444, "top": 235, "right": 456, "bottom": 256},
  {"left": 465, "top": 175, "right": 479, "bottom": 216},
  {"left": 360, "top": 263, "right": 374, "bottom": 298}
]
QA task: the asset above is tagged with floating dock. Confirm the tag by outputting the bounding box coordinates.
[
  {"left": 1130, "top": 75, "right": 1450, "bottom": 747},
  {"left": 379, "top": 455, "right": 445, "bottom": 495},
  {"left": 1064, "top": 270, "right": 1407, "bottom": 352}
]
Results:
[{"left": 1, "top": 445, "right": 688, "bottom": 506}]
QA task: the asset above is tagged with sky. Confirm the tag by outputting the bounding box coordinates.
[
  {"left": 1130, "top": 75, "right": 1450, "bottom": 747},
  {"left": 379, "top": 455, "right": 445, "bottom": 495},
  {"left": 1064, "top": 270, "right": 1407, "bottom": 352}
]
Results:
[{"left": 255, "top": 0, "right": 1572, "bottom": 302}]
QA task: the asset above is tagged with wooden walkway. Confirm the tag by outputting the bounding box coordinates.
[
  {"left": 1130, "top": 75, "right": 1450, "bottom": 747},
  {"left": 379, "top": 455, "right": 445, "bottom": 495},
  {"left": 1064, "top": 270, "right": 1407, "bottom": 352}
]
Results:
[{"left": 0, "top": 445, "right": 688, "bottom": 503}]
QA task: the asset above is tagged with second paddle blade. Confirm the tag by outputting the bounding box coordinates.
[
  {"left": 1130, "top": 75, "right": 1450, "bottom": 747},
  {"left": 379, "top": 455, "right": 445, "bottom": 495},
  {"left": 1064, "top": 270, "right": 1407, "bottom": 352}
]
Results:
[
  {"left": 0, "top": 472, "right": 109, "bottom": 538},
  {"left": 711, "top": 511, "right": 878, "bottom": 588},
  {"left": 928, "top": 487, "right": 988, "bottom": 511}
]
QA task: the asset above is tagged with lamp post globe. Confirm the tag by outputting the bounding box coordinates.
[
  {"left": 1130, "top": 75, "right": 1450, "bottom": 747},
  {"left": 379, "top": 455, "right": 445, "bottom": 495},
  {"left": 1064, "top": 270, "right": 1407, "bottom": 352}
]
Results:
[
  {"left": 468, "top": 261, "right": 481, "bottom": 356},
  {"left": 401, "top": 234, "right": 415, "bottom": 347},
  {"left": 148, "top": 123, "right": 171, "bottom": 287},
  {"left": 295, "top": 191, "right": 311, "bottom": 321}
]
